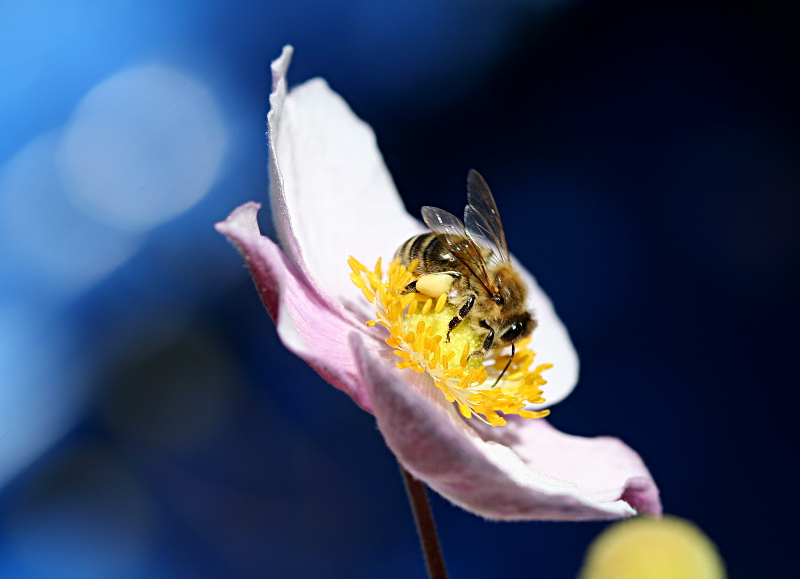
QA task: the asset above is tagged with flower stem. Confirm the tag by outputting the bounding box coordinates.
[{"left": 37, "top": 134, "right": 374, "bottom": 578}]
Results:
[{"left": 400, "top": 466, "right": 449, "bottom": 579}]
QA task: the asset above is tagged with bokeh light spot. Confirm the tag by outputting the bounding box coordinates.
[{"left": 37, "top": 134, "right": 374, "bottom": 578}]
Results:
[
  {"left": 0, "top": 131, "right": 143, "bottom": 299},
  {"left": 57, "top": 64, "right": 227, "bottom": 231},
  {"left": 0, "top": 303, "right": 88, "bottom": 489}
]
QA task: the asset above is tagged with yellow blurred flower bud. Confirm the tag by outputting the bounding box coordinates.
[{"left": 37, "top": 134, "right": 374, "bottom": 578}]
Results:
[{"left": 579, "top": 515, "right": 726, "bottom": 579}]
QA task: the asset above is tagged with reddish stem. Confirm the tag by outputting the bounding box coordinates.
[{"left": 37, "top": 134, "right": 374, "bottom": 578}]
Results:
[{"left": 400, "top": 466, "right": 449, "bottom": 579}]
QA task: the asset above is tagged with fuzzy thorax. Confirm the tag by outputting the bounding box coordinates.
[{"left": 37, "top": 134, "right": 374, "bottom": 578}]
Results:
[{"left": 349, "top": 256, "right": 552, "bottom": 426}]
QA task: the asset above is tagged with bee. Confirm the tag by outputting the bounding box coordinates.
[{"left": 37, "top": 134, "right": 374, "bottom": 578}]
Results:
[{"left": 395, "top": 169, "right": 535, "bottom": 360}]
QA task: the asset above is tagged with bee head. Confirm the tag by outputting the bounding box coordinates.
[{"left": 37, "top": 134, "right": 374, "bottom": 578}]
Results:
[{"left": 498, "top": 313, "right": 535, "bottom": 346}]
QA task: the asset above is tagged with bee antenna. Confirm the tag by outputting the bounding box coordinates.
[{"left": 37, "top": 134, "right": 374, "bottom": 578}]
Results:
[{"left": 491, "top": 343, "right": 514, "bottom": 388}]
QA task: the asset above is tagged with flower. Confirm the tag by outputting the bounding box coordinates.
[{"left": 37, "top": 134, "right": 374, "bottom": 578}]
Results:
[{"left": 215, "top": 46, "right": 661, "bottom": 521}]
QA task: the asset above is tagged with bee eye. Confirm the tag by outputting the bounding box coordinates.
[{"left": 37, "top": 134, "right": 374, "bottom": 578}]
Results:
[{"left": 500, "top": 317, "right": 530, "bottom": 343}]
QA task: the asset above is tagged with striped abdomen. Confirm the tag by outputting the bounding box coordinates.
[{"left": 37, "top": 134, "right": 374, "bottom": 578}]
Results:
[{"left": 394, "top": 233, "right": 458, "bottom": 273}]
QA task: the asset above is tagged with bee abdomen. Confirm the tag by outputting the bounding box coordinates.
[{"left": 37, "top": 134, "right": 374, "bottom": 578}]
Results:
[
  {"left": 396, "top": 233, "right": 431, "bottom": 264},
  {"left": 395, "top": 233, "right": 456, "bottom": 273}
]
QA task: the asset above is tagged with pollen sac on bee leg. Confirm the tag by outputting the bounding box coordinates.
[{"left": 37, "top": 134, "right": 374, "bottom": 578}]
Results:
[{"left": 415, "top": 273, "right": 455, "bottom": 298}]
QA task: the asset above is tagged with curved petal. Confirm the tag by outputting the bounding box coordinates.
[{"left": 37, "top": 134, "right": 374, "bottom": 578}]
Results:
[
  {"left": 268, "top": 46, "right": 425, "bottom": 320},
  {"left": 515, "top": 261, "right": 580, "bottom": 407},
  {"left": 216, "top": 202, "right": 380, "bottom": 412},
  {"left": 473, "top": 418, "right": 661, "bottom": 516},
  {"left": 351, "top": 334, "right": 647, "bottom": 521}
]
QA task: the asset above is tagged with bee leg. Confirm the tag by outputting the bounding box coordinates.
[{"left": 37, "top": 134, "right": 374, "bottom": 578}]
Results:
[
  {"left": 401, "top": 280, "right": 417, "bottom": 295},
  {"left": 469, "top": 320, "right": 495, "bottom": 359},
  {"left": 445, "top": 294, "right": 475, "bottom": 343},
  {"left": 445, "top": 317, "right": 461, "bottom": 343}
]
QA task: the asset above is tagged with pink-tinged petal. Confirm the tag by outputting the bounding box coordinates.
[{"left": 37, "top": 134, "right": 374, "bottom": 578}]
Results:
[
  {"left": 216, "top": 202, "right": 381, "bottom": 412},
  {"left": 474, "top": 418, "right": 661, "bottom": 517},
  {"left": 268, "top": 46, "right": 425, "bottom": 319},
  {"left": 515, "top": 262, "right": 580, "bottom": 408},
  {"left": 352, "top": 334, "right": 649, "bottom": 521}
]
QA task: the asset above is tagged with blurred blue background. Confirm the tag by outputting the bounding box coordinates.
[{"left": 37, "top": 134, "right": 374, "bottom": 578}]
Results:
[{"left": 1, "top": 0, "right": 798, "bottom": 577}]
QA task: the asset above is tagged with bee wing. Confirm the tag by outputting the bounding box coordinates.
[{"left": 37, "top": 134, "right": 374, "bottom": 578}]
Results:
[
  {"left": 421, "top": 205, "right": 496, "bottom": 294},
  {"left": 464, "top": 169, "right": 510, "bottom": 263}
]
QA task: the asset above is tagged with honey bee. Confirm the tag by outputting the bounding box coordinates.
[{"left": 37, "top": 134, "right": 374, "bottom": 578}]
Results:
[{"left": 395, "top": 169, "right": 535, "bottom": 359}]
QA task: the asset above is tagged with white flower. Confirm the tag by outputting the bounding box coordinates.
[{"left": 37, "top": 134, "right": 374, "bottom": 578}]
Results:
[{"left": 216, "top": 46, "right": 660, "bottom": 521}]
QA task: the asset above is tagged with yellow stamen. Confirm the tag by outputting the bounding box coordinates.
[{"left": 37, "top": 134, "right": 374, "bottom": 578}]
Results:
[
  {"left": 460, "top": 341, "right": 471, "bottom": 369},
  {"left": 348, "top": 257, "right": 552, "bottom": 426},
  {"left": 348, "top": 256, "right": 369, "bottom": 273},
  {"left": 360, "top": 287, "right": 375, "bottom": 303},
  {"left": 421, "top": 298, "right": 433, "bottom": 315}
]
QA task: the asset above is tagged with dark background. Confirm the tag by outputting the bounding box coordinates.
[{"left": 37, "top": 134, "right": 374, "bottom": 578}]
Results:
[{"left": 0, "top": 0, "right": 797, "bottom": 577}]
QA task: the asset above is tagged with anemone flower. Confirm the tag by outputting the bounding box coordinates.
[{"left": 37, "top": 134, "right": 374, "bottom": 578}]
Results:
[{"left": 216, "top": 46, "right": 660, "bottom": 525}]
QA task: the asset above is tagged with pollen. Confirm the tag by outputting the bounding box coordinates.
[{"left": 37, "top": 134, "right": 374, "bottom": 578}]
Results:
[{"left": 348, "top": 256, "right": 552, "bottom": 426}]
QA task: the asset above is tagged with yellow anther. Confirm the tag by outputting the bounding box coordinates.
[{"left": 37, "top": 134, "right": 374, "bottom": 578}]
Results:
[
  {"left": 460, "top": 341, "right": 471, "bottom": 369},
  {"left": 360, "top": 287, "right": 375, "bottom": 303},
  {"left": 421, "top": 298, "right": 433, "bottom": 315},
  {"left": 429, "top": 348, "right": 439, "bottom": 363},
  {"left": 435, "top": 292, "right": 447, "bottom": 313},
  {"left": 348, "top": 256, "right": 369, "bottom": 273},
  {"left": 440, "top": 368, "right": 460, "bottom": 379},
  {"left": 350, "top": 273, "right": 367, "bottom": 289}
]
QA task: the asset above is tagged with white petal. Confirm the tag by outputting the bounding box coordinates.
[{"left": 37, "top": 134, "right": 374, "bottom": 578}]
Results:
[
  {"left": 268, "top": 46, "right": 425, "bottom": 319},
  {"left": 516, "top": 261, "right": 580, "bottom": 407}
]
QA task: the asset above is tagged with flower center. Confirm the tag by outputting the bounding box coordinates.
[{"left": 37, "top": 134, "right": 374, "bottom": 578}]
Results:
[{"left": 348, "top": 256, "right": 552, "bottom": 426}]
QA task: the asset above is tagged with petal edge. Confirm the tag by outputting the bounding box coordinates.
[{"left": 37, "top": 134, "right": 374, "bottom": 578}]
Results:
[
  {"left": 351, "top": 334, "right": 643, "bottom": 521},
  {"left": 216, "top": 202, "right": 377, "bottom": 412}
]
